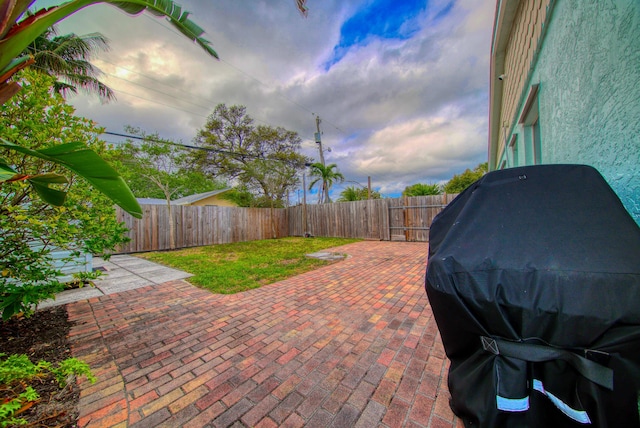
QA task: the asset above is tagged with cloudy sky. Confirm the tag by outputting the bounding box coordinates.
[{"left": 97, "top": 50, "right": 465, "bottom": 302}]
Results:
[{"left": 36, "top": 0, "right": 495, "bottom": 200}]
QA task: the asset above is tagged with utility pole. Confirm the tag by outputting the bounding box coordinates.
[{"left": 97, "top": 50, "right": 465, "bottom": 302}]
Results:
[
  {"left": 315, "top": 115, "right": 326, "bottom": 167},
  {"left": 302, "top": 172, "right": 308, "bottom": 236},
  {"left": 314, "top": 115, "right": 330, "bottom": 203}
]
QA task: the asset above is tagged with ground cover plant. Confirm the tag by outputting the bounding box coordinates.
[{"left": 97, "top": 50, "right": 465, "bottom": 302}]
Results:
[
  {"left": 0, "top": 307, "right": 89, "bottom": 427},
  {"left": 139, "top": 237, "right": 360, "bottom": 294}
]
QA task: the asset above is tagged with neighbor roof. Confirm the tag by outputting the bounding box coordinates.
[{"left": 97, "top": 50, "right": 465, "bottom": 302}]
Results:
[
  {"left": 136, "top": 197, "right": 173, "bottom": 205},
  {"left": 173, "top": 188, "right": 232, "bottom": 205}
]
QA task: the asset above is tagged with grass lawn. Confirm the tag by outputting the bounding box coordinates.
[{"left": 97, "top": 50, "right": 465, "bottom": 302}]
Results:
[{"left": 138, "top": 237, "right": 361, "bottom": 294}]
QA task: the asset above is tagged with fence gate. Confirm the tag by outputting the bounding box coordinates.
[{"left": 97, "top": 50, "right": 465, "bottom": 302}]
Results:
[{"left": 388, "top": 198, "right": 449, "bottom": 242}]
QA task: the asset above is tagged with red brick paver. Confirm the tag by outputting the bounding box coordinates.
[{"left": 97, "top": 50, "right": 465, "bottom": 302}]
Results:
[{"left": 68, "top": 241, "right": 461, "bottom": 427}]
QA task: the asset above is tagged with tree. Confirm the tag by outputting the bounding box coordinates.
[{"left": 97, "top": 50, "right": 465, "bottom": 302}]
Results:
[
  {"left": 0, "top": 71, "right": 130, "bottom": 319},
  {"left": 112, "top": 128, "right": 226, "bottom": 248},
  {"left": 114, "top": 127, "right": 226, "bottom": 200},
  {"left": 192, "top": 104, "right": 310, "bottom": 207},
  {"left": 24, "top": 26, "right": 115, "bottom": 102},
  {"left": 402, "top": 183, "right": 442, "bottom": 197},
  {"left": 443, "top": 162, "right": 488, "bottom": 194},
  {"left": 308, "top": 163, "right": 344, "bottom": 204},
  {"left": 218, "top": 185, "right": 257, "bottom": 208},
  {"left": 337, "top": 185, "right": 381, "bottom": 202}
]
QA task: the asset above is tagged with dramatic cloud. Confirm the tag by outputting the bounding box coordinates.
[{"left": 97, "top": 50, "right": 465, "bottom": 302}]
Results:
[{"left": 40, "top": 0, "right": 495, "bottom": 199}]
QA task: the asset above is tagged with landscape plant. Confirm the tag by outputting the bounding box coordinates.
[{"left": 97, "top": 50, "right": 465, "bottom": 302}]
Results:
[
  {"left": 443, "top": 162, "right": 488, "bottom": 194},
  {"left": 0, "top": 353, "right": 95, "bottom": 427},
  {"left": 402, "top": 182, "right": 442, "bottom": 196},
  {"left": 337, "top": 185, "right": 381, "bottom": 201},
  {"left": 0, "top": 71, "right": 130, "bottom": 319}
]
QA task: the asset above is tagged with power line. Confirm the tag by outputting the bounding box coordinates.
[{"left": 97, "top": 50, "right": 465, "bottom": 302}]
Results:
[
  {"left": 102, "top": 131, "right": 303, "bottom": 167},
  {"left": 110, "top": 89, "right": 209, "bottom": 118},
  {"left": 103, "top": 131, "right": 250, "bottom": 158}
]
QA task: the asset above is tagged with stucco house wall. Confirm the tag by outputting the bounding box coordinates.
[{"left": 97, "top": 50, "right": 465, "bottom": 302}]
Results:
[{"left": 489, "top": 0, "right": 640, "bottom": 223}]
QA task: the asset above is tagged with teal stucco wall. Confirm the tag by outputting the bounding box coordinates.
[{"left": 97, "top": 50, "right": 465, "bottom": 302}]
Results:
[{"left": 505, "top": 0, "right": 639, "bottom": 223}]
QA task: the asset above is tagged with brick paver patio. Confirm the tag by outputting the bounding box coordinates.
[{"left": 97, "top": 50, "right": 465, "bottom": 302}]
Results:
[{"left": 68, "top": 241, "right": 462, "bottom": 427}]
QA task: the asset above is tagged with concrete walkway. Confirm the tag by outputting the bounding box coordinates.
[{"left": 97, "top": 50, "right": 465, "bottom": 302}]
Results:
[
  {"left": 40, "top": 255, "right": 192, "bottom": 308},
  {"left": 65, "top": 242, "right": 461, "bottom": 428}
]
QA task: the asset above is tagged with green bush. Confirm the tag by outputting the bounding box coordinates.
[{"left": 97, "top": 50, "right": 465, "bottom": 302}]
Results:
[
  {"left": 0, "top": 71, "right": 130, "bottom": 319},
  {"left": 0, "top": 353, "right": 95, "bottom": 427}
]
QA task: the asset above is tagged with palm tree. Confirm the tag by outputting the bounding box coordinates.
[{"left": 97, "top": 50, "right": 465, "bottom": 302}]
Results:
[
  {"left": 24, "top": 26, "right": 115, "bottom": 102},
  {"left": 308, "top": 162, "right": 344, "bottom": 204}
]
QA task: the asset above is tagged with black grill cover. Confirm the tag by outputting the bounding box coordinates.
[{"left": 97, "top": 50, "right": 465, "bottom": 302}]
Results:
[{"left": 425, "top": 164, "right": 640, "bottom": 427}]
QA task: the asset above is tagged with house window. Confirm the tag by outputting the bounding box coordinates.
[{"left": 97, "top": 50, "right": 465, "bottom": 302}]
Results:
[
  {"left": 532, "top": 118, "right": 541, "bottom": 164},
  {"left": 519, "top": 84, "right": 541, "bottom": 165},
  {"left": 508, "top": 134, "right": 518, "bottom": 167}
]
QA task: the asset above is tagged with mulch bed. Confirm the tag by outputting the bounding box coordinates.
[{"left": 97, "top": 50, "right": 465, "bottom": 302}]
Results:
[{"left": 0, "top": 306, "right": 80, "bottom": 427}]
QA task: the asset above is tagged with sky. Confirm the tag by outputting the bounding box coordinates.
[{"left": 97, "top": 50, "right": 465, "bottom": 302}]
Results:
[{"left": 35, "top": 0, "right": 496, "bottom": 201}]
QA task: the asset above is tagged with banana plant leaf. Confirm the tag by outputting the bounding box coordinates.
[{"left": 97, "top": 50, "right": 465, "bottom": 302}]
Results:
[
  {"left": 0, "top": 157, "right": 16, "bottom": 181},
  {"left": 27, "top": 172, "right": 68, "bottom": 206},
  {"left": 0, "top": 139, "right": 143, "bottom": 218},
  {"left": 0, "top": 158, "right": 68, "bottom": 205},
  {"left": 0, "top": 0, "right": 218, "bottom": 74}
]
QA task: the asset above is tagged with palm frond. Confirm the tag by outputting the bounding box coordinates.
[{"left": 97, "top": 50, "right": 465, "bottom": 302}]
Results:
[
  {"left": 0, "top": 0, "right": 34, "bottom": 39},
  {"left": 112, "top": 0, "right": 218, "bottom": 58},
  {"left": 0, "top": 0, "right": 218, "bottom": 74},
  {"left": 58, "top": 72, "right": 116, "bottom": 101}
]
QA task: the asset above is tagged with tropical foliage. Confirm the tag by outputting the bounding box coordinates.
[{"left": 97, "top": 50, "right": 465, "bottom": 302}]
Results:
[
  {"left": 0, "top": 0, "right": 219, "bottom": 216},
  {"left": 0, "top": 0, "right": 218, "bottom": 102},
  {"left": 337, "top": 185, "right": 381, "bottom": 202},
  {"left": 113, "top": 127, "right": 226, "bottom": 200},
  {"left": 402, "top": 183, "right": 442, "bottom": 197},
  {"left": 24, "top": 26, "right": 114, "bottom": 101},
  {"left": 0, "top": 0, "right": 218, "bottom": 217},
  {"left": 308, "top": 162, "right": 344, "bottom": 204},
  {"left": 0, "top": 71, "right": 130, "bottom": 319},
  {"left": 443, "top": 162, "right": 488, "bottom": 194},
  {"left": 191, "top": 104, "right": 310, "bottom": 207},
  {"left": 0, "top": 353, "right": 95, "bottom": 427}
]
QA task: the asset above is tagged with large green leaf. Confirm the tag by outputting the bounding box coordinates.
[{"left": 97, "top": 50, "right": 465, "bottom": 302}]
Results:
[
  {"left": 27, "top": 173, "right": 68, "bottom": 206},
  {"left": 0, "top": 139, "right": 143, "bottom": 218},
  {"left": 0, "top": 0, "right": 35, "bottom": 39},
  {"left": 0, "top": 157, "right": 17, "bottom": 180},
  {"left": 0, "top": 0, "right": 218, "bottom": 72}
]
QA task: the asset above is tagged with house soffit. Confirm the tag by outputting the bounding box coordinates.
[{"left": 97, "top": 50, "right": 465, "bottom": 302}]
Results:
[{"left": 489, "top": 0, "right": 521, "bottom": 170}]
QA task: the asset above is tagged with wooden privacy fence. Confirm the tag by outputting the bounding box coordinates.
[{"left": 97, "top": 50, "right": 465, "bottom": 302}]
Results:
[
  {"left": 115, "top": 194, "right": 458, "bottom": 253},
  {"left": 116, "top": 204, "right": 288, "bottom": 253},
  {"left": 288, "top": 198, "right": 390, "bottom": 240},
  {"left": 288, "top": 194, "right": 458, "bottom": 241}
]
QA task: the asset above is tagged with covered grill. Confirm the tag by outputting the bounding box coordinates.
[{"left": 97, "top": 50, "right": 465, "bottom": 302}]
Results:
[{"left": 425, "top": 164, "right": 640, "bottom": 427}]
